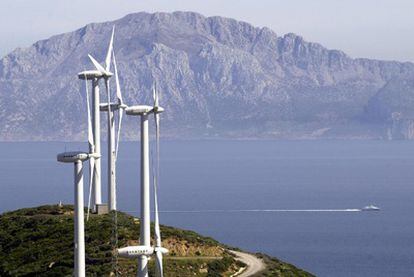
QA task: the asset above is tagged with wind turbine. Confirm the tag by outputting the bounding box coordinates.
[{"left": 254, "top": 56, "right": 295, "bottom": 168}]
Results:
[
  {"left": 121, "top": 83, "right": 165, "bottom": 277},
  {"left": 77, "top": 69, "right": 102, "bottom": 213},
  {"left": 79, "top": 27, "right": 114, "bottom": 212},
  {"left": 77, "top": 69, "right": 102, "bottom": 215},
  {"left": 57, "top": 152, "right": 89, "bottom": 277},
  {"left": 56, "top": 77, "right": 99, "bottom": 277},
  {"left": 100, "top": 47, "right": 127, "bottom": 211}
]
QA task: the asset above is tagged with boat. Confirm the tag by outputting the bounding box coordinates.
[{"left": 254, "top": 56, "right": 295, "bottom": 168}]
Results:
[{"left": 361, "top": 205, "right": 380, "bottom": 211}]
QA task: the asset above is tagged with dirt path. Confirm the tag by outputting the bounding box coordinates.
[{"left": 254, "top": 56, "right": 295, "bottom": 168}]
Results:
[
  {"left": 165, "top": 256, "right": 221, "bottom": 260},
  {"left": 229, "top": 250, "right": 265, "bottom": 277}
]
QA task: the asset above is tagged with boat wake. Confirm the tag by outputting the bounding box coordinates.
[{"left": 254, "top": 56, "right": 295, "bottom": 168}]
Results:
[{"left": 157, "top": 209, "right": 362, "bottom": 213}]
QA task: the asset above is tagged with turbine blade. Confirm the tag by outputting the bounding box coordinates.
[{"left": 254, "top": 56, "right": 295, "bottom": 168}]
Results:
[
  {"left": 115, "top": 109, "right": 123, "bottom": 159},
  {"left": 155, "top": 82, "right": 159, "bottom": 107},
  {"left": 154, "top": 174, "right": 161, "bottom": 246},
  {"left": 105, "top": 26, "right": 115, "bottom": 72},
  {"left": 153, "top": 84, "right": 156, "bottom": 105},
  {"left": 88, "top": 54, "right": 107, "bottom": 74},
  {"left": 112, "top": 51, "right": 123, "bottom": 105},
  {"left": 105, "top": 79, "right": 113, "bottom": 186},
  {"left": 105, "top": 79, "right": 112, "bottom": 121},
  {"left": 85, "top": 77, "right": 94, "bottom": 151},
  {"left": 153, "top": 81, "right": 159, "bottom": 108},
  {"left": 87, "top": 156, "right": 95, "bottom": 221},
  {"left": 154, "top": 111, "right": 161, "bottom": 246},
  {"left": 153, "top": 107, "right": 164, "bottom": 277},
  {"left": 84, "top": 74, "right": 95, "bottom": 221},
  {"left": 155, "top": 250, "right": 164, "bottom": 277}
]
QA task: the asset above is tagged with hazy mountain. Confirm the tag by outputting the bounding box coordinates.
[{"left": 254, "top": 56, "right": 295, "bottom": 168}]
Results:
[{"left": 1, "top": 11, "right": 414, "bottom": 141}]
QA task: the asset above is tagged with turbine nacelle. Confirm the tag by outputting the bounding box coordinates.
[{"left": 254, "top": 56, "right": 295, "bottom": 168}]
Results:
[
  {"left": 57, "top": 151, "right": 89, "bottom": 163},
  {"left": 77, "top": 70, "right": 103, "bottom": 80},
  {"left": 57, "top": 152, "right": 100, "bottom": 163},
  {"left": 126, "top": 105, "right": 164, "bottom": 116},
  {"left": 99, "top": 102, "right": 128, "bottom": 112},
  {"left": 117, "top": 246, "right": 154, "bottom": 258},
  {"left": 117, "top": 246, "right": 169, "bottom": 259}
]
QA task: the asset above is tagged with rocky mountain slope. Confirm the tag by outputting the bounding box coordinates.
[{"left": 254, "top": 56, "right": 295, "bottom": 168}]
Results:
[
  {"left": 0, "top": 205, "right": 313, "bottom": 276},
  {"left": 1, "top": 11, "right": 414, "bottom": 140}
]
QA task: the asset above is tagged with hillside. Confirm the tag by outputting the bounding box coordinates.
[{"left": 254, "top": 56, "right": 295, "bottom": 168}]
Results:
[
  {"left": 1, "top": 11, "right": 413, "bottom": 140},
  {"left": 0, "top": 205, "right": 313, "bottom": 276}
]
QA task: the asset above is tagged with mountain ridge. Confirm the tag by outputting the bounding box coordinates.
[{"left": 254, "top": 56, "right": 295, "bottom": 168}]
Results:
[{"left": 1, "top": 11, "right": 414, "bottom": 140}]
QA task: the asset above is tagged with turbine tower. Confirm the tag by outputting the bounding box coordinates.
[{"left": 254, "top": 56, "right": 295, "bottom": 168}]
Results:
[{"left": 123, "top": 83, "right": 165, "bottom": 277}]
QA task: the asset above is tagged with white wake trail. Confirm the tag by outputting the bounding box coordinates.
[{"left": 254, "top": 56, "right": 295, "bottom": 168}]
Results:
[{"left": 156, "top": 209, "right": 362, "bottom": 213}]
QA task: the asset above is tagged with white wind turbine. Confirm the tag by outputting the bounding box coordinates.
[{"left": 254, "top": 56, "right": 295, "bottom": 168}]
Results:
[
  {"left": 76, "top": 59, "right": 108, "bottom": 213},
  {"left": 83, "top": 27, "right": 116, "bottom": 212},
  {"left": 118, "top": 83, "right": 166, "bottom": 277},
  {"left": 77, "top": 68, "right": 101, "bottom": 215},
  {"left": 56, "top": 77, "right": 99, "bottom": 277},
  {"left": 97, "top": 28, "right": 127, "bottom": 211},
  {"left": 57, "top": 151, "right": 89, "bottom": 277}
]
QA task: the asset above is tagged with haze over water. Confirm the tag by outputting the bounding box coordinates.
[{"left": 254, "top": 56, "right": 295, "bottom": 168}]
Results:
[{"left": 1, "top": 140, "right": 413, "bottom": 276}]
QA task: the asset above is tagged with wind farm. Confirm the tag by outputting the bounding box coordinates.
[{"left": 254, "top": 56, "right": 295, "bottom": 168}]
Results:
[
  {"left": 50, "top": 28, "right": 265, "bottom": 277},
  {"left": 1, "top": 3, "right": 413, "bottom": 277},
  {"left": 73, "top": 28, "right": 170, "bottom": 276}
]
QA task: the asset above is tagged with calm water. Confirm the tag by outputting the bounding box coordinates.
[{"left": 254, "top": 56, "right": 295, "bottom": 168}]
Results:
[{"left": 1, "top": 140, "right": 414, "bottom": 276}]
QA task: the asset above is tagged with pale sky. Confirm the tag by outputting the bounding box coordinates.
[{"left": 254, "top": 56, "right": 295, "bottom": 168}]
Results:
[{"left": 0, "top": 0, "right": 413, "bottom": 62}]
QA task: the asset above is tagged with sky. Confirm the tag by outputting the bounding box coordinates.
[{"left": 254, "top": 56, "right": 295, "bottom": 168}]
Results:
[{"left": 0, "top": 0, "right": 413, "bottom": 62}]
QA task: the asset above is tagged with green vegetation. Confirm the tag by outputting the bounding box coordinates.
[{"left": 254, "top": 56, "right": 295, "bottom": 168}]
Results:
[
  {"left": 207, "top": 256, "right": 234, "bottom": 276},
  {"left": 0, "top": 205, "right": 314, "bottom": 276},
  {"left": 251, "top": 254, "right": 315, "bottom": 277}
]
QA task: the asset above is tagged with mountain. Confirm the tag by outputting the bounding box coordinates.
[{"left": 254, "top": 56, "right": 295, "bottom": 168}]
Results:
[
  {"left": 1, "top": 11, "right": 414, "bottom": 140},
  {"left": 0, "top": 205, "right": 313, "bottom": 276}
]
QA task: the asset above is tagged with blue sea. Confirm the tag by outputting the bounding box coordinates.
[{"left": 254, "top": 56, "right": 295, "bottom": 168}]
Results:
[{"left": 1, "top": 140, "right": 414, "bottom": 276}]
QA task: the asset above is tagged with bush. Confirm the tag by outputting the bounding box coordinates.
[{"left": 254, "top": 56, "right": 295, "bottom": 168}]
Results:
[{"left": 207, "top": 256, "right": 234, "bottom": 276}]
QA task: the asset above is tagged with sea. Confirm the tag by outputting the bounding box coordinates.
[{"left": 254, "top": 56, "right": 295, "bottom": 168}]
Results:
[{"left": 1, "top": 140, "right": 413, "bottom": 277}]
